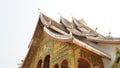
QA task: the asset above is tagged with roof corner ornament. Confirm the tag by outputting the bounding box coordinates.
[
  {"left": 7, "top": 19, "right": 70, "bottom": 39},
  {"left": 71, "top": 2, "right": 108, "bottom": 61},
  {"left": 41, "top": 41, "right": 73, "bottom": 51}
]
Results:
[
  {"left": 95, "top": 27, "right": 98, "bottom": 32},
  {"left": 18, "top": 60, "right": 24, "bottom": 68},
  {"left": 58, "top": 12, "right": 62, "bottom": 17}
]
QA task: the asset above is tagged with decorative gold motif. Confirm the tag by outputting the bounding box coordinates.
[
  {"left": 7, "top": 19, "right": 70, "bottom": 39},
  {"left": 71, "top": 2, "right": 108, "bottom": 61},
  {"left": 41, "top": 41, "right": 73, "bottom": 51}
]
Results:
[{"left": 22, "top": 23, "right": 104, "bottom": 68}]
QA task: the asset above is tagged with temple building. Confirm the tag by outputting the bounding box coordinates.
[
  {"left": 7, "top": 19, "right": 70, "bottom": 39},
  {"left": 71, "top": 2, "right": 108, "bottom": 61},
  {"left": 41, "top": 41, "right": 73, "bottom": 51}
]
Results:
[{"left": 21, "top": 12, "right": 120, "bottom": 68}]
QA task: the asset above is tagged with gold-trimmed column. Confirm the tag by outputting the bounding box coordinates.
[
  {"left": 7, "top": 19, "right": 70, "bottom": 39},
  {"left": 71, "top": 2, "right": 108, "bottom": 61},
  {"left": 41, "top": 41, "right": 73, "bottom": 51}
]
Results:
[{"left": 68, "top": 46, "right": 75, "bottom": 68}]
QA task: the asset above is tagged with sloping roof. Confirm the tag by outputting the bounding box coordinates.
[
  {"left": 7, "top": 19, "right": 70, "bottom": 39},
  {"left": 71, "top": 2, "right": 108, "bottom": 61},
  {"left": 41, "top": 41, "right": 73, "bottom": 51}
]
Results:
[
  {"left": 22, "top": 12, "right": 120, "bottom": 68},
  {"left": 21, "top": 12, "right": 120, "bottom": 67},
  {"left": 40, "top": 12, "right": 112, "bottom": 60},
  {"left": 50, "top": 13, "right": 120, "bottom": 44}
]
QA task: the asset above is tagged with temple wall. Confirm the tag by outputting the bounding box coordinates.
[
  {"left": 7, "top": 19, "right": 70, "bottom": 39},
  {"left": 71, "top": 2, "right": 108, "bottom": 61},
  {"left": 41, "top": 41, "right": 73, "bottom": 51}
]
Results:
[
  {"left": 22, "top": 15, "right": 120, "bottom": 68},
  {"left": 97, "top": 43, "right": 120, "bottom": 68},
  {"left": 27, "top": 31, "right": 104, "bottom": 68},
  {"left": 21, "top": 20, "right": 105, "bottom": 68},
  {"left": 74, "top": 47, "right": 104, "bottom": 68},
  {"left": 28, "top": 31, "right": 72, "bottom": 68}
]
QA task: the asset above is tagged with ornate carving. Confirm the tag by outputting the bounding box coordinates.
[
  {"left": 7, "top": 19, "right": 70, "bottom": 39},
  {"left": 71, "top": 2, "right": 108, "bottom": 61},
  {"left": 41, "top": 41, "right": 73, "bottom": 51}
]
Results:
[
  {"left": 79, "top": 49, "right": 103, "bottom": 68},
  {"left": 25, "top": 29, "right": 104, "bottom": 68}
]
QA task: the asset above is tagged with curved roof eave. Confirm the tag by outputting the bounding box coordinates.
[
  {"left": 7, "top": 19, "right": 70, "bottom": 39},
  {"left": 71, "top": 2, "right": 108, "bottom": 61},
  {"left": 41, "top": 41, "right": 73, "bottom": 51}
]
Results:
[
  {"left": 44, "top": 27, "right": 73, "bottom": 42},
  {"left": 40, "top": 12, "right": 111, "bottom": 60},
  {"left": 44, "top": 26, "right": 111, "bottom": 60}
]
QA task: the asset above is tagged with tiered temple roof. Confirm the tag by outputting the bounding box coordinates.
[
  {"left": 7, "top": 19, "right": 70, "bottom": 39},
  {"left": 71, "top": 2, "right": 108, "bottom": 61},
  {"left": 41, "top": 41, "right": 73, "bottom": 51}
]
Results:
[
  {"left": 39, "top": 12, "right": 120, "bottom": 60},
  {"left": 41, "top": 12, "right": 120, "bottom": 44},
  {"left": 21, "top": 13, "right": 120, "bottom": 68}
]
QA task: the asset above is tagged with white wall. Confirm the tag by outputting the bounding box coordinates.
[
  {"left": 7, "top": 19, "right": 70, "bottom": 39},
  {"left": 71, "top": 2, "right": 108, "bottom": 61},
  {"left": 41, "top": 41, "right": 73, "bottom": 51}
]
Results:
[{"left": 97, "top": 43, "right": 120, "bottom": 68}]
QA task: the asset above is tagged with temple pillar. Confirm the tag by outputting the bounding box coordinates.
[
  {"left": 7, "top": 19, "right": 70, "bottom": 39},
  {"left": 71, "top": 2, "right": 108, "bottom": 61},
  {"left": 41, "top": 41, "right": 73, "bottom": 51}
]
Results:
[{"left": 68, "top": 48, "right": 75, "bottom": 68}]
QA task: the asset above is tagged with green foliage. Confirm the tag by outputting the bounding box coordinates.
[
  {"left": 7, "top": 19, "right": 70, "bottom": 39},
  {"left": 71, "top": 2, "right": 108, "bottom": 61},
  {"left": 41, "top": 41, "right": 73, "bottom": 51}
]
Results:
[{"left": 111, "top": 48, "right": 120, "bottom": 68}]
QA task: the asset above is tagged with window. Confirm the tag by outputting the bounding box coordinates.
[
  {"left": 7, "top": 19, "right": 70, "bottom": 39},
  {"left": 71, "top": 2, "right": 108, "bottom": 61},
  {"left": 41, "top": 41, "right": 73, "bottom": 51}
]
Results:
[
  {"left": 37, "top": 60, "right": 42, "bottom": 68},
  {"left": 61, "top": 59, "right": 69, "bottom": 68},
  {"left": 43, "top": 55, "right": 50, "bottom": 68},
  {"left": 78, "top": 58, "right": 91, "bottom": 68},
  {"left": 54, "top": 64, "right": 59, "bottom": 68}
]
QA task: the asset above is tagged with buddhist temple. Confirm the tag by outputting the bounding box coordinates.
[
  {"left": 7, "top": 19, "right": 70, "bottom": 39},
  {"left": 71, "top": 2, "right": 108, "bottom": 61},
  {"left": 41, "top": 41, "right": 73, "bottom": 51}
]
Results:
[{"left": 21, "top": 12, "right": 120, "bottom": 68}]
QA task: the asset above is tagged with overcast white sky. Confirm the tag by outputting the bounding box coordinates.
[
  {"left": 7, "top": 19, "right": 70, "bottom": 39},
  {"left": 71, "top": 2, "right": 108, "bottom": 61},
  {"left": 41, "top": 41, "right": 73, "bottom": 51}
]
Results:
[{"left": 0, "top": 0, "right": 120, "bottom": 68}]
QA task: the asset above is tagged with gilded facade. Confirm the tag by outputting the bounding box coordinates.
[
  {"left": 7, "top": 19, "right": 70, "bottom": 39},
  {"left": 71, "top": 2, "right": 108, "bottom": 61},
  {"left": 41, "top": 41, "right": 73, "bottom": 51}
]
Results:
[
  {"left": 21, "top": 12, "right": 120, "bottom": 68},
  {"left": 25, "top": 31, "right": 104, "bottom": 68}
]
